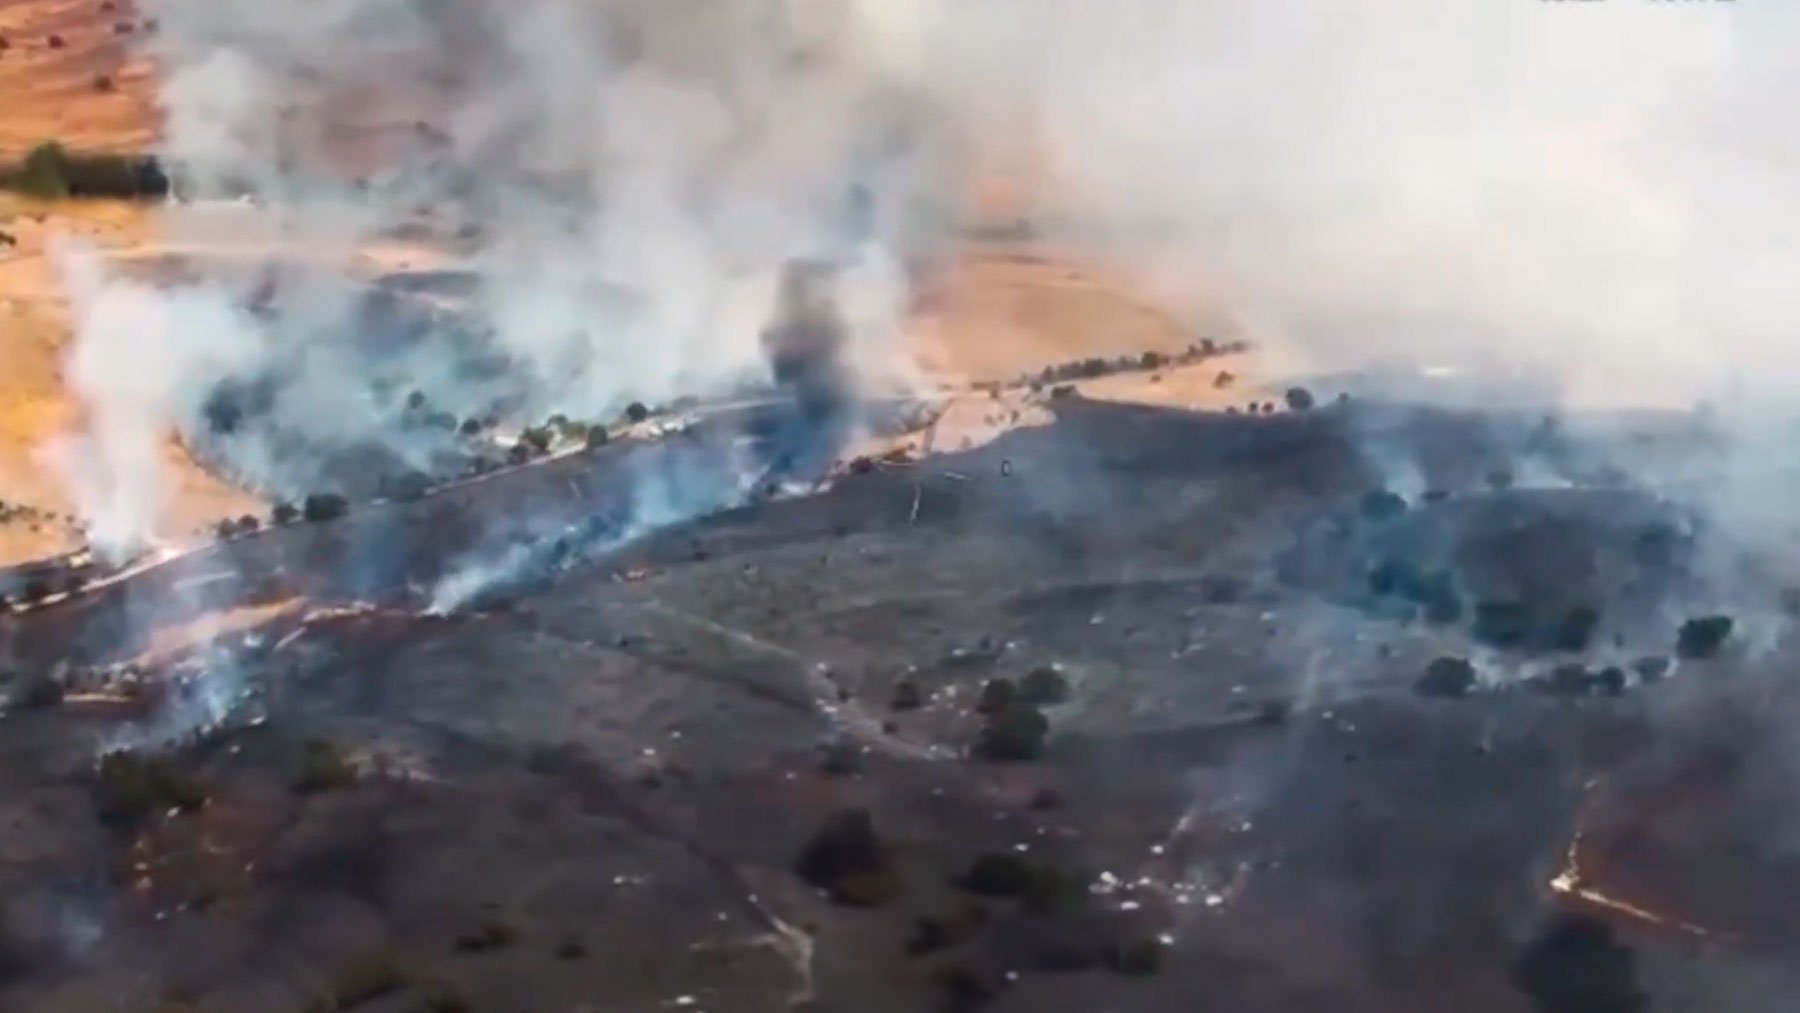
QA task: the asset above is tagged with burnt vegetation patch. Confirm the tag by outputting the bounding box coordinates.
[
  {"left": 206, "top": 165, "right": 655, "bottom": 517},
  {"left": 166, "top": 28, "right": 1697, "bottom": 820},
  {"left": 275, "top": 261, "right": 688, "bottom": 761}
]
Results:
[{"left": 92, "top": 750, "right": 209, "bottom": 828}]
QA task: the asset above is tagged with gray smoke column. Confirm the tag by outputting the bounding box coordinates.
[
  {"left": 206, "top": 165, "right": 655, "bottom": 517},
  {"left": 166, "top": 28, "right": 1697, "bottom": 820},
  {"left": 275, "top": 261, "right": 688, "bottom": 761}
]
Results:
[{"left": 55, "top": 0, "right": 967, "bottom": 555}]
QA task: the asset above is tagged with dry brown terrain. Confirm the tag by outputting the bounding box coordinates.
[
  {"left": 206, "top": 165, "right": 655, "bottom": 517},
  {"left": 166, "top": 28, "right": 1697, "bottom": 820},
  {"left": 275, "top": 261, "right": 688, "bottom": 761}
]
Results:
[{"left": 0, "top": 0, "right": 158, "bottom": 159}]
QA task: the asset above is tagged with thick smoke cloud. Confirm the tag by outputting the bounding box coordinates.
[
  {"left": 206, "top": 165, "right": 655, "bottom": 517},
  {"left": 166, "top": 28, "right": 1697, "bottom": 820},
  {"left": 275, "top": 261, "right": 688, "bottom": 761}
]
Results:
[
  {"left": 952, "top": 1, "right": 1797, "bottom": 411},
  {"left": 59, "top": 0, "right": 967, "bottom": 556},
  {"left": 54, "top": 0, "right": 1800, "bottom": 562}
]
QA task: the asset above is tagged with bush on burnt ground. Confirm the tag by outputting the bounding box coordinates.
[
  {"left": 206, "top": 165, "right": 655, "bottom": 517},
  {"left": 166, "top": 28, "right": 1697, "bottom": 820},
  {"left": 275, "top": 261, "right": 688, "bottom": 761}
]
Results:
[
  {"left": 1537, "top": 664, "right": 1626, "bottom": 699},
  {"left": 302, "top": 493, "right": 349, "bottom": 523},
  {"left": 974, "top": 702, "right": 1050, "bottom": 762},
  {"left": 0, "top": 142, "right": 171, "bottom": 200},
  {"left": 1284, "top": 386, "right": 1316, "bottom": 411},
  {"left": 452, "top": 918, "right": 518, "bottom": 953},
  {"left": 1551, "top": 604, "right": 1601, "bottom": 652},
  {"left": 794, "top": 807, "right": 902, "bottom": 907},
  {"left": 290, "top": 738, "right": 357, "bottom": 794},
  {"left": 975, "top": 678, "right": 1016, "bottom": 715},
  {"left": 1472, "top": 600, "right": 1535, "bottom": 649},
  {"left": 1018, "top": 666, "right": 1071, "bottom": 705},
  {"left": 1511, "top": 914, "right": 1646, "bottom": 1013},
  {"left": 1632, "top": 655, "right": 1671, "bottom": 683},
  {"left": 959, "top": 853, "right": 1035, "bottom": 897},
  {"left": 890, "top": 678, "right": 924, "bottom": 711},
  {"left": 1415, "top": 656, "right": 1476, "bottom": 699},
  {"left": 378, "top": 471, "right": 432, "bottom": 503},
  {"left": 1367, "top": 558, "right": 1462, "bottom": 624},
  {"left": 1359, "top": 489, "right": 1408, "bottom": 522},
  {"left": 1104, "top": 938, "right": 1167, "bottom": 977},
  {"left": 1676, "top": 615, "right": 1733, "bottom": 659},
  {"left": 93, "top": 750, "right": 208, "bottom": 827}
]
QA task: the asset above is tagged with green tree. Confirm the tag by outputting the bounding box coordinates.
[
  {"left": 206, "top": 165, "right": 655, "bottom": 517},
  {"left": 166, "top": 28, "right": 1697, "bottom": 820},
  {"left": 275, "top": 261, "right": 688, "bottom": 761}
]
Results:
[{"left": 15, "top": 141, "right": 70, "bottom": 199}]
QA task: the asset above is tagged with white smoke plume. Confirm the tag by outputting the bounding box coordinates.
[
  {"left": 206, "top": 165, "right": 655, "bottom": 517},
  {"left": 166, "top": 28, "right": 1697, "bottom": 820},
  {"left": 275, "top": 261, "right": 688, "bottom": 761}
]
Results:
[
  {"left": 917, "top": 0, "right": 1796, "bottom": 411},
  {"left": 56, "top": 0, "right": 968, "bottom": 554},
  {"left": 53, "top": 0, "right": 1800, "bottom": 558}
]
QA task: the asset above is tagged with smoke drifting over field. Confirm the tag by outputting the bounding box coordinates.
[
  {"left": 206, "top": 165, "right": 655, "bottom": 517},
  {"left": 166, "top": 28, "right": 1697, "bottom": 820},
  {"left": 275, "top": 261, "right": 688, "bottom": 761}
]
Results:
[
  {"left": 950, "top": 1, "right": 1797, "bottom": 412},
  {"left": 53, "top": 0, "right": 1800, "bottom": 561}
]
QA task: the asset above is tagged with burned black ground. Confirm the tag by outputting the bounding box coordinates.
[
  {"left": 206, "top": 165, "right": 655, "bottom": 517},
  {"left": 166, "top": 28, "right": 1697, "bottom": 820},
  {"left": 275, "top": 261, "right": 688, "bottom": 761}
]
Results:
[{"left": 2, "top": 396, "right": 1799, "bottom": 1012}]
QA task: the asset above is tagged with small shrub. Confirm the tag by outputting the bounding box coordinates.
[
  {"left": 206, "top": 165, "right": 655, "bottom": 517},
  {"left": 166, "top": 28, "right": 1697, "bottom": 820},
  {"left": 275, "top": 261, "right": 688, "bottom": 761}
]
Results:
[
  {"left": 889, "top": 678, "right": 923, "bottom": 712},
  {"left": 271, "top": 502, "right": 299, "bottom": 524},
  {"left": 453, "top": 918, "right": 518, "bottom": 953},
  {"left": 1284, "top": 386, "right": 1316, "bottom": 411},
  {"left": 1105, "top": 938, "right": 1166, "bottom": 976},
  {"left": 974, "top": 703, "right": 1049, "bottom": 762},
  {"left": 794, "top": 807, "right": 901, "bottom": 907},
  {"left": 1472, "top": 600, "right": 1533, "bottom": 649},
  {"left": 1359, "top": 489, "right": 1407, "bottom": 522},
  {"left": 974, "top": 678, "right": 1016, "bottom": 715},
  {"left": 459, "top": 417, "right": 482, "bottom": 436},
  {"left": 520, "top": 426, "right": 552, "bottom": 453},
  {"left": 1632, "top": 655, "right": 1671, "bottom": 683},
  {"left": 1676, "top": 615, "right": 1733, "bottom": 659},
  {"left": 13, "top": 141, "right": 70, "bottom": 198},
  {"left": 94, "top": 750, "right": 207, "bottom": 827},
  {"left": 1552, "top": 604, "right": 1602, "bottom": 652},
  {"left": 291, "top": 739, "right": 356, "bottom": 794},
  {"left": 1017, "top": 666, "right": 1070, "bottom": 705},
  {"left": 583, "top": 424, "right": 609, "bottom": 449},
  {"left": 1415, "top": 656, "right": 1476, "bottom": 699},
  {"left": 624, "top": 401, "right": 649, "bottom": 423},
  {"left": 959, "top": 853, "right": 1034, "bottom": 897},
  {"left": 302, "top": 493, "right": 349, "bottom": 523}
]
